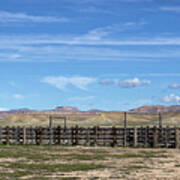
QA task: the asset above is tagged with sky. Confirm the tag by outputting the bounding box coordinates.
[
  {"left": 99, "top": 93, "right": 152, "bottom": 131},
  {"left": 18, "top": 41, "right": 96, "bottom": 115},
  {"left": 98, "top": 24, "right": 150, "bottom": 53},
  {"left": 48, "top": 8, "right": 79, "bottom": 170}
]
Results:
[{"left": 0, "top": 0, "right": 180, "bottom": 111}]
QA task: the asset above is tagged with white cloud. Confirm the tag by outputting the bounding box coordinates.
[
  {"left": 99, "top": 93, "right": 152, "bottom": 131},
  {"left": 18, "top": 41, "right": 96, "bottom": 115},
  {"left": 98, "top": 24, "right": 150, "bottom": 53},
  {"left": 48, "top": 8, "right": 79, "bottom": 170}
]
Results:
[
  {"left": 77, "top": 6, "right": 118, "bottom": 15},
  {"left": 2, "top": 34, "right": 180, "bottom": 47},
  {"left": 0, "top": 53, "right": 21, "bottom": 60},
  {"left": 12, "top": 94, "right": 24, "bottom": 99},
  {"left": 0, "top": 11, "right": 69, "bottom": 23},
  {"left": 2, "top": 43, "right": 180, "bottom": 62},
  {"left": 168, "top": 83, "right": 180, "bottom": 89},
  {"left": 99, "top": 79, "right": 115, "bottom": 85},
  {"left": 140, "top": 73, "right": 180, "bottom": 77},
  {"left": 9, "top": 54, "right": 22, "bottom": 59},
  {"left": 162, "top": 94, "right": 180, "bottom": 103},
  {"left": 42, "top": 76, "right": 96, "bottom": 90},
  {"left": 160, "top": 7, "right": 180, "bottom": 13},
  {"left": 99, "top": 78, "right": 151, "bottom": 88},
  {"left": 1, "top": 22, "right": 180, "bottom": 62},
  {"left": 118, "top": 78, "right": 151, "bottom": 88},
  {"left": 74, "top": 22, "right": 146, "bottom": 42},
  {"left": 100, "top": 73, "right": 180, "bottom": 78},
  {"left": 0, "top": 107, "right": 8, "bottom": 111},
  {"left": 68, "top": 0, "right": 152, "bottom": 4}
]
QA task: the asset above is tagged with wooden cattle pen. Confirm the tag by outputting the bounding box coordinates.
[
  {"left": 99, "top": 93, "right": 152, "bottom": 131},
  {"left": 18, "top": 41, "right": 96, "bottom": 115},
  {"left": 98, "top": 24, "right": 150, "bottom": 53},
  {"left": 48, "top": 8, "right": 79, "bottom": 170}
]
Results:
[{"left": 0, "top": 126, "right": 180, "bottom": 148}]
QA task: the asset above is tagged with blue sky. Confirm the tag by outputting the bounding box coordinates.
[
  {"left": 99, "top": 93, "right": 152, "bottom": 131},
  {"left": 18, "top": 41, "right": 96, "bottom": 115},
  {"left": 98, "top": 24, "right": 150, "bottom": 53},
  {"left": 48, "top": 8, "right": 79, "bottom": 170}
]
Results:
[{"left": 0, "top": 0, "right": 180, "bottom": 111}]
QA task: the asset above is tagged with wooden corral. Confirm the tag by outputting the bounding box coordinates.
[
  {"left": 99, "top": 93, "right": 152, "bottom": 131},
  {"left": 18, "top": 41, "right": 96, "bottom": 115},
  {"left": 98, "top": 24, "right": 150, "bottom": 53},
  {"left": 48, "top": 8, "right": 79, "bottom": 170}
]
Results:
[{"left": 0, "top": 126, "right": 180, "bottom": 148}]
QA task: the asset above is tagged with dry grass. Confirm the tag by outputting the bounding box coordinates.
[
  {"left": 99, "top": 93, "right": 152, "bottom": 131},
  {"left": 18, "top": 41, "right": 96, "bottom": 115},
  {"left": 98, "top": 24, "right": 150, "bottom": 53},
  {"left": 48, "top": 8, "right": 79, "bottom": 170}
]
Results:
[
  {"left": 1, "top": 112, "right": 180, "bottom": 127},
  {"left": 0, "top": 145, "right": 180, "bottom": 179}
]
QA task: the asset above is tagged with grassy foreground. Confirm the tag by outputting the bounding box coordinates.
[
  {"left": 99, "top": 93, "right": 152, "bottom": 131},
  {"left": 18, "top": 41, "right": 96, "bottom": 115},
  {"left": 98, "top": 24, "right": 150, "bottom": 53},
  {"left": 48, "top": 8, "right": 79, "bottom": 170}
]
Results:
[{"left": 0, "top": 145, "right": 180, "bottom": 179}]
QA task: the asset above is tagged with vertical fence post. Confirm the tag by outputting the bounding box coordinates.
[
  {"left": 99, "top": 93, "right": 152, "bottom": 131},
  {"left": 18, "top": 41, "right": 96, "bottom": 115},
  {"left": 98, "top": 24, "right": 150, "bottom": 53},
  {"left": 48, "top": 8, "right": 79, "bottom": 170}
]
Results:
[
  {"left": 86, "top": 128, "right": 90, "bottom": 146},
  {"left": 153, "top": 126, "right": 158, "bottom": 147},
  {"left": 39, "top": 127, "right": 42, "bottom": 145},
  {"left": 112, "top": 126, "right": 117, "bottom": 147},
  {"left": 58, "top": 126, "right": 61, "bottom": 145},
  {"left": 16, "top": 127, "right": 19, "bottom": 144},
  {"left": 123, "top": 128, "right": 127, "bottom": 147},
  {"left": 35, "top": 128, "right": 39, "bottom": 145},
  {"left": 124, "top": 112, "right": 127, "bottom": 129},
  {"left": 71, "top": 127, "right": 74, "bottom": 145},
  {"left": 23, "top": 127, "right": 26, "bottom": 145},
  {"left": 64, "top": 117, "right": 67, "bottom": 130},
  {"left": 165, "top": 126, "right": 169, "bottom": 148},
  {"left": 49, "top": 115, "right": 53, "bottom": 128},
  {"left": 159, "top": 113, "right": 162, "bottom": 128},
  {"left": 6, "top": 126, "right": 10, "bottom": 145},
  {"left": 49, "top": 128, "right": 53, "bottom": 145},
  {"left": 133, "top": 127, "right": 137, "bottom": 147},
  {"left": 75, "top": 125, "right": 79, "bottom": 145},
  {"left": 144, "top": 126, "right": 149, "bottom": 147},
  {"left": 94, "top": 126, "right": 97, "bottom": 146},
  {"left": 97, "top": 126, "right": 99, "bottom": 146},
  {"left": 175, "top": 127, "right": 180, "bottom": 149},
  {"left": 49, "top": 115, "right": 53, "bottom": 145},
  {"left": 123, "top": 112, "right": 127, "bottom": 147},
  {"left": 0, "top": 127, "right": 2, "bottom": 144}
]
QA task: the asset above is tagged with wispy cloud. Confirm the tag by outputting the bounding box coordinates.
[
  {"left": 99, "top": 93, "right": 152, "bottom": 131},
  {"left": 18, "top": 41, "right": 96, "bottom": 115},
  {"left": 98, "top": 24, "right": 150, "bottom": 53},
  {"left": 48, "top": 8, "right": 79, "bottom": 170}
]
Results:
[
  {"left": 2, "top": 37, "right": 180, "bottom": 62},
  {"left": 162, "top": 94, "right": 180, "bottom": 103},
  {"left": 145, "top": 6, "right": 180, "bottom": 13},
  {"left": 75, "top": 6, "right": 118, "bottom": 15},
  {"left": 42, "top": 76, "right": 96, "bottom": 90},
  {"left": 160, "top": 7, "right": 180, "bottom": 13},
  {"left": 12, "top": 94, "right": 24, "bottom": 99},
  {"left": 68, "top": 0, "right": 153, "bottom": 4},
  {"left": 0, "top": 11, "right": 69, "bottom": 23},
  {"left": 99, "top": 78, "right": 151, "bottom": 88},
  {"left": 0, "top": 53, "right": 22, "bottom": 60},
  {"left": 99, "top": 79, "right": 115, "bottom": 86},
  {"left": 74, "top": 22, "right": 146, "bottom": 41},
  {"left": 3, "top": 45, "right": 180, "bottom": 62},
  {"left": 140, "top": 73, "right": 180, "bottom": 77},
  {"left": 118, "top": 78, "right": 151, "bottom": 88},
  {"left": 2, "top": 34, "right": 180, "bottom": 47},
  {"left": 100, "top": 73, "right": 180, "bottom": 78},
  {"left": 168, "top": 83, "right": 180, "bottom": 89},
  {"left": 1, "top": 21, "right": 180, "bottom": 62}
]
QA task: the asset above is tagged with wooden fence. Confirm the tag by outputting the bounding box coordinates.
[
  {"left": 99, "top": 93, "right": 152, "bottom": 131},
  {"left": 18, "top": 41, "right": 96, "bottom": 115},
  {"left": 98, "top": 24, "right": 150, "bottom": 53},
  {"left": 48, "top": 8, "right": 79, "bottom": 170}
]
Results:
[{"left": 0, "top": 126, "right": 180, "bottom": 148}]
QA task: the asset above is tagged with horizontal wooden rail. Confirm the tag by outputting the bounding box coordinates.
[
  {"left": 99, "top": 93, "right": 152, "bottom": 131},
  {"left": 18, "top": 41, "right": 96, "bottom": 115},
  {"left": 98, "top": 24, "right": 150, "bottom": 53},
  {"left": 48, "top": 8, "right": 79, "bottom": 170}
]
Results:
[{"left": 0, "top": 126, "right": 179, "bottom": 148}]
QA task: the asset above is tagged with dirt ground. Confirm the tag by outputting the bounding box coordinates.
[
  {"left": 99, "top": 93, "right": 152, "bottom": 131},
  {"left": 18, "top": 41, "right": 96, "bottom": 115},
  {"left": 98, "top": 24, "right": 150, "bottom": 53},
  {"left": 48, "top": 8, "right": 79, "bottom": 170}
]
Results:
[{"left": 0, "top": 145, "right": 180, "bottom": 180}]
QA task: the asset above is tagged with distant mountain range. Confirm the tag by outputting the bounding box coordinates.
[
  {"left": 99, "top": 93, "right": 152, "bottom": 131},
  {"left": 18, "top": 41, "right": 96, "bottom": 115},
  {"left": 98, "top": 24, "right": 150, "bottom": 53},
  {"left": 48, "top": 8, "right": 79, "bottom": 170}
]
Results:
[
  {"left": 129, "top": 105, "right": 180, "bottom": 114},
  {"left": 0, "top": 105, "right": 180, "bottom": 114},
  {"left": 0, "top": 106, "right": 104, "bottom": 114}
]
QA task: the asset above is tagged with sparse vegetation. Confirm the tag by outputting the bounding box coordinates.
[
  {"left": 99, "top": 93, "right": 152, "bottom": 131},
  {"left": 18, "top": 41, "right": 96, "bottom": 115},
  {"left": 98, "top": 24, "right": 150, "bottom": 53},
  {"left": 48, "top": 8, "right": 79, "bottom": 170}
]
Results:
[
  {"left": 7, "top": 162, "right": 106, "bottom": 172},
  {"left": 111, "top": 151, "right": 167, "bottom": 159},
  {"left": 126, "top": 165, "right": 149, "bottom": 169},
  {"left": 0, "top": 145, "right": 179, "bottom": 179}
]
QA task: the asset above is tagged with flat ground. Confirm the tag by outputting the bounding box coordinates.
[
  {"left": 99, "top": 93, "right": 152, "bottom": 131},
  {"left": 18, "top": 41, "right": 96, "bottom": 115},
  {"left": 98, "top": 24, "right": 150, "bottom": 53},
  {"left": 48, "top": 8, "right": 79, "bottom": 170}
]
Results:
[{"left": 0, "top": 145, "right": 180, "bottom": 179}]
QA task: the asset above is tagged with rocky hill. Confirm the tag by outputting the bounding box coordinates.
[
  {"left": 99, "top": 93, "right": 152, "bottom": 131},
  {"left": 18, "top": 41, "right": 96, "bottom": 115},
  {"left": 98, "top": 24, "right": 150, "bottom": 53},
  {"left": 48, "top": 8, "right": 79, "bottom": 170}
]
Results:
[
  {"left": 54, "top": 106, "right": 79, "bottom": 113},
  {"left": 129, "top": 105, "right": 180, "bottom": 114},
  {"left": 1, "top": 105, "right": 180, "bottom": 115}
]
